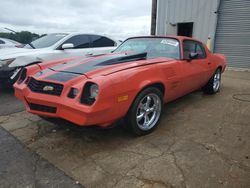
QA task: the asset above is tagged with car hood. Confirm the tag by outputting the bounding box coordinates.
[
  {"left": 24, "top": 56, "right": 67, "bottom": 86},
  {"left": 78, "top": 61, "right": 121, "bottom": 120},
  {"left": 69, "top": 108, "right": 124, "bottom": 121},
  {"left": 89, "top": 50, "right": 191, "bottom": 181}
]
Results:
[
  {"left": 0, "top": 47, "right": 49, "bottom": 60},
  {"left": 35, "top": 53, "right": 173, "bottom": 83}
]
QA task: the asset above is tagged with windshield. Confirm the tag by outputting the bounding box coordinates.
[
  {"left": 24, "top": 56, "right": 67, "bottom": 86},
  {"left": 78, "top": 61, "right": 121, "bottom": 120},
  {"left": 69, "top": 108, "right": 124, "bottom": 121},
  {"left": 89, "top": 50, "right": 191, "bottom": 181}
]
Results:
[
  {"left": 114, "top": 37, "right": 180, "bottom": 59},
  {"left": 24, "top": 33, "right": 67, "bottom": 49}
]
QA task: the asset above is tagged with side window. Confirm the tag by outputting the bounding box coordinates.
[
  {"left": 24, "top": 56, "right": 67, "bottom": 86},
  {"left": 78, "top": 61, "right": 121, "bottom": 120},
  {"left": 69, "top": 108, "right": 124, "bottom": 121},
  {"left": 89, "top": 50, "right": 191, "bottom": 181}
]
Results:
[
  {"left": 63, "top": 35, "right": 90, "bottom": 49},
  {"left": 90, "top": 35, "right": 115, "bottom": 47},
  {"left": 183, "top": 41, "right": 195, "bottom": 59},
  {"left": 195, "top": 43, "right": 206, "bottom": 58},
  {"left": 183, "top": 40, "right": 206, "bottom": 59},
  {"left": 0, "top": 40, "right": 5, "bottom": 44}
]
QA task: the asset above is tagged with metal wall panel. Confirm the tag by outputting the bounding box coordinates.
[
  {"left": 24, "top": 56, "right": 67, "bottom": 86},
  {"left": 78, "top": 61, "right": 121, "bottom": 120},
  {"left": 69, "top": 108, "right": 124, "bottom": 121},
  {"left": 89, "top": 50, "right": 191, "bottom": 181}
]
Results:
[
  {"left": 156, "top": 0, "right": 220, "bottom": 48},
  {"left": 156, "top": 0, "right": 168, "bottom": 35},
  {"left": 214, "top": 0, "right": 250, "bottom": 68}
]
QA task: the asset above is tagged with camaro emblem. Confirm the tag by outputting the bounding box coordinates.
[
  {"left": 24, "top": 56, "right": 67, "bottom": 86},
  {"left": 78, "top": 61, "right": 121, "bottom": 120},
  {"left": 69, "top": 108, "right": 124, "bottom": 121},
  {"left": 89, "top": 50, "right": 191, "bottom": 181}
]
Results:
[{"left": 43, "top": 85, "right": 54, "bottom": 91}]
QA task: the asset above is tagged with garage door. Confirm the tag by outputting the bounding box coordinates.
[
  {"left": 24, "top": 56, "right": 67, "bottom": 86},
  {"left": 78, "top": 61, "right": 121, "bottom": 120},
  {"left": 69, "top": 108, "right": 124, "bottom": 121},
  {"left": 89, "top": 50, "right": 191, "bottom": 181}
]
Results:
[{"left": 214, "top": 0, "right": 250, "bottom": 69}]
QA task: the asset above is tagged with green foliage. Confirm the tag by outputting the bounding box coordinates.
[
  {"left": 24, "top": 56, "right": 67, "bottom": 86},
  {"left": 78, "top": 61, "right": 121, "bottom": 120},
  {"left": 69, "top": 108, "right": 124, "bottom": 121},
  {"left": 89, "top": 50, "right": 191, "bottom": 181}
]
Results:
[{"left": 0, "top": 31, "right": 44, "bottom": 44}]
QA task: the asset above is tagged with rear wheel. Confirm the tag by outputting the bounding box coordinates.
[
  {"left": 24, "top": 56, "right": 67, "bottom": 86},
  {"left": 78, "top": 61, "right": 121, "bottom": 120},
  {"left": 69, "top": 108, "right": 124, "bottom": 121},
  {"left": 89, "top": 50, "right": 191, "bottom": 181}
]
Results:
[
  {"left": 126, "top": 87, "right": 163, "bottom": 136},
  {"left": 203, "top": 68, "right": 221, "bottom": 94}
]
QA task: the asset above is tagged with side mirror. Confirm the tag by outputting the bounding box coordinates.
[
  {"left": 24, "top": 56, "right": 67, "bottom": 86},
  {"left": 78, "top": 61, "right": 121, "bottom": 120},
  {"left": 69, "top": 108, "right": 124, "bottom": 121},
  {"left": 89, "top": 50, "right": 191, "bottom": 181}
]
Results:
[
  {"left": 61, "top": 43, "right": 74, "bottom": 50},
  {"left": 188, "top": 52, "right": 199, "bottom": 61}
]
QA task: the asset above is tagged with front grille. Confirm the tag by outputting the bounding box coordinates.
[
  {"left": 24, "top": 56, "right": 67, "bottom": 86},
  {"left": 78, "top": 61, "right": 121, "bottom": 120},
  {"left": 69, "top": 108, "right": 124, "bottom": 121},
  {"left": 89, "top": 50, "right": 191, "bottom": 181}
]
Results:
[
  {"left": 28, "top": 103, "right": 57, "bottom": 113},
  {"left": 28, "top": 77, "right": 64, "bottom": 96}
]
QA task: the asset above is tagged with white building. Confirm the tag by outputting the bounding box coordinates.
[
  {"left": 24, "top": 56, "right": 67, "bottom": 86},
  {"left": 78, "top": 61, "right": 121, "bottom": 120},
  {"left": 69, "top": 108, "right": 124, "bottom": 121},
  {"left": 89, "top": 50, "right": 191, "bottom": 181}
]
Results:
[{"left": 155, "top": 0, "right": 250, "bottom": 69}]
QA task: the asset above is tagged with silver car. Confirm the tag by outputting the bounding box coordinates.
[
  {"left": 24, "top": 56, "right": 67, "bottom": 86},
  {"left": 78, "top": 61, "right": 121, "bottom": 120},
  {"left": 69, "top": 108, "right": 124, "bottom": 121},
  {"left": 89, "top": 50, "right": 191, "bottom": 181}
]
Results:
[
  {"left": 0, "top": 33, "right": 120, "bottom": 88},
  {"left": 0, "top": 37, "right": 22, "bottom": 49}
]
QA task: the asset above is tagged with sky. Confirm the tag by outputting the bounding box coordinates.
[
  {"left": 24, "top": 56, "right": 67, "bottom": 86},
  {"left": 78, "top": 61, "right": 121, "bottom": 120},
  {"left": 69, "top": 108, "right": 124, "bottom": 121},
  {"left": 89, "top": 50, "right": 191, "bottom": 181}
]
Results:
[{"left": 0, "top": 0, "right": 152, "bottom": 40}]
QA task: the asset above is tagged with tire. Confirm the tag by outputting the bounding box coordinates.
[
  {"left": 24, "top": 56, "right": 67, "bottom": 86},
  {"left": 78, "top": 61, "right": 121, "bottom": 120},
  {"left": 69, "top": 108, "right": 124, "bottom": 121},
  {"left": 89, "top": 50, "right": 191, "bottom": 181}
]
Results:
[
  {"left": 125, "top": 87, "right": 163, "bottom": 136},
  {"left": 202, "top": 68, "right": 221, "bottom": 94}
]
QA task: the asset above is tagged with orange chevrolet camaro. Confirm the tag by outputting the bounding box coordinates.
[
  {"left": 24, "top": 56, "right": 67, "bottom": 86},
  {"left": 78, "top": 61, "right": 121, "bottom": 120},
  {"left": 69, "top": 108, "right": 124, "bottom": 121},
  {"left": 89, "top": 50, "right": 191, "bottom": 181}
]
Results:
[{"left": 14, "top": 36, "right": 226, "bottom": 135}]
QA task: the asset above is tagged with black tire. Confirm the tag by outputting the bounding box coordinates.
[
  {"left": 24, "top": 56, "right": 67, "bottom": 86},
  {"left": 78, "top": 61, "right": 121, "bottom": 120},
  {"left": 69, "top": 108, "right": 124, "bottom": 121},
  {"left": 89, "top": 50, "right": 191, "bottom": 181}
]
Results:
[
  {"left": 202, "top": 68, "right": 221, "bottom": 94},
  {"left": 125, "top": 87, "right": 163, "bottom": 136}
]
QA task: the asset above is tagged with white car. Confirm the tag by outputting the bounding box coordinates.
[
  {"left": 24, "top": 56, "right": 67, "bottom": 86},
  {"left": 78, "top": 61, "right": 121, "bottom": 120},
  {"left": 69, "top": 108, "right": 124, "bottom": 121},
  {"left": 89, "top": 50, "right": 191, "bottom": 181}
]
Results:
[
  {"left": 0, "top": 33, "right": 119, "bottom": 88},
  {"left": 0, "top": 37, "right": 22, "bottom": 49}
]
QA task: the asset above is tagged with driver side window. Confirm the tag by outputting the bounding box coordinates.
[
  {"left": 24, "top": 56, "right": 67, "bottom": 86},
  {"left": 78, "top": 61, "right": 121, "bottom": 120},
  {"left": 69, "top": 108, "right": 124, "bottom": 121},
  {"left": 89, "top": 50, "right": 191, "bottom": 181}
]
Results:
[
  {"left": 183, "top": 40, "right": 206, "bottom": 59},
  {"left": 62, "top": 35, "right": 91, "bottom": 49}
]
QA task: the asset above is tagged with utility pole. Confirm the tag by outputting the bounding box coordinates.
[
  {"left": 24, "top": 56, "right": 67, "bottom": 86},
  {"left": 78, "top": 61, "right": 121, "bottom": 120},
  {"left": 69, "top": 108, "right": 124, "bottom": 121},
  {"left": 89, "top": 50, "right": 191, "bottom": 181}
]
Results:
[{"left": 151, "top": 0, "right": 157, "bottom": 35}]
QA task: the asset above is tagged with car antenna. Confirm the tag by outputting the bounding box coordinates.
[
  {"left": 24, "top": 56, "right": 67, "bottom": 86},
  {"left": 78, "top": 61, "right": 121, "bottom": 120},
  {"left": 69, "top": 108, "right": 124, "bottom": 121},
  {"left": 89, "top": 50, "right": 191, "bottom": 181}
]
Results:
[{"left": 4, "top": 27, "right": 35, "bottom": 49}]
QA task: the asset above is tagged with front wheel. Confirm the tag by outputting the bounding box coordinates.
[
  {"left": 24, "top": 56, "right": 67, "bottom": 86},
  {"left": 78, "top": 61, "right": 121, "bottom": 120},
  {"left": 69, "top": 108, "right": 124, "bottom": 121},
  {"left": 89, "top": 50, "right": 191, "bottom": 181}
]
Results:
[
  {"left": 203, "top": 68, "right": 221, "bottom": 94},
  {"left": 126, "top": 87, "right": 163, "bottom": 136}
]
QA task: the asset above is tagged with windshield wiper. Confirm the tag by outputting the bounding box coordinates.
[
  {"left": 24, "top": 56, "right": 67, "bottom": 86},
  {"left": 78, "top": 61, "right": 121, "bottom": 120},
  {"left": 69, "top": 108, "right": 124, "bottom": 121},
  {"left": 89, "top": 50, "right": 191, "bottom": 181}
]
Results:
[
  {"left": 28, "top": 43, "right": 35, "bottom": 49},
  {"left": 4, "top": 27, "right": 36, "bottom": 49}
]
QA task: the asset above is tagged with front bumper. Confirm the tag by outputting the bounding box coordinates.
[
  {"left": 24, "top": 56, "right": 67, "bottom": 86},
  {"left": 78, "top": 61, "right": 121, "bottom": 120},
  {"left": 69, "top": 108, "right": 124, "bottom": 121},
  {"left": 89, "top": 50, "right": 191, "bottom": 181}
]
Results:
[{"left": 14, "top": 83, "right": 121, "bottom": 127}]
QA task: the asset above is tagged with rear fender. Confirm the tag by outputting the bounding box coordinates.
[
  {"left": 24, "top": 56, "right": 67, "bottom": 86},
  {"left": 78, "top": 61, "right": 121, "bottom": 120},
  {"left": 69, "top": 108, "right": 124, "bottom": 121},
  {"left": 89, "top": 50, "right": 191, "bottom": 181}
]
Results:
[{"left": 213, "top": 53, "right": 227, "bottom": 72}]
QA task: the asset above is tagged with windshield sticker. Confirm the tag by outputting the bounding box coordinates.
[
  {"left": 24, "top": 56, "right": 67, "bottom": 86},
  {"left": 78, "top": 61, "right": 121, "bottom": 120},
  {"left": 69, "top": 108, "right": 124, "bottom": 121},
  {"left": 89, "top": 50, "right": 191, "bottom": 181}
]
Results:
[{"left": 161, "top": 39, "right": 178, "bottom": 46}]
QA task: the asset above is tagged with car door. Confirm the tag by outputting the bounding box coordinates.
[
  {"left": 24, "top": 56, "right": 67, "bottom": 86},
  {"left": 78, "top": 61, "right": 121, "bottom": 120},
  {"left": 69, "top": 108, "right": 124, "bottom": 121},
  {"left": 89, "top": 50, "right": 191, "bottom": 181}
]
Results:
[
  {"left": 88, "top": 35, "right": 117, "bottom": 56},
  {"left": 153, "top": 38, "right": 186, "bottom": 102},
  {"left": 180, "top": 40, "right": 210, "bottom": 92}
]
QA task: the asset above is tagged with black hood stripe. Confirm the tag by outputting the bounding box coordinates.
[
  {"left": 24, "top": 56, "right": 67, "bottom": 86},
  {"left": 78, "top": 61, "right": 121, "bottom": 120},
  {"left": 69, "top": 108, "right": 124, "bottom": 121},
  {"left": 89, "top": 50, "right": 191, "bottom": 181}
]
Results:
[
  {"left": 45, "top": 72, "right": 79, "bottom": 82},
  {"left": 44, "top": 53, "right": 147, "bottom": 82},
  {"left": 34, "top": 58, "right": 84, "bottom": 78},
  {"left": 58, "top": 52, "right": 147, "bottom": 75}
]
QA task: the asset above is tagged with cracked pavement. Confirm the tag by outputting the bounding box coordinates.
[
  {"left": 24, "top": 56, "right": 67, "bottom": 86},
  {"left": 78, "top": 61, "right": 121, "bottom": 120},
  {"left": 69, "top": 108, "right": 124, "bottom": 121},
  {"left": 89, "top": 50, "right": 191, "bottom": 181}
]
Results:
[
  {"left": 0, "top": 70, "right": 250, "bottom": 187},
  {"left": 0, "top": 126, "right": 82, "bottom": 188}
]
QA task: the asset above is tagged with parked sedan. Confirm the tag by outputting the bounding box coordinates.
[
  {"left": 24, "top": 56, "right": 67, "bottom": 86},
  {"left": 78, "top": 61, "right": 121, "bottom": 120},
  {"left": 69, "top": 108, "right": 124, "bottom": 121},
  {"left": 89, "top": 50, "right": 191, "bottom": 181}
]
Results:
[
  {"left": 14, "top": 36, "right": 226, "bottom": 135},
  {"left": 0, "top": 37, "right": 22, "bottom": 49},
  {"left": 0, "top": 33, "right": 119, "bottom": 88}
]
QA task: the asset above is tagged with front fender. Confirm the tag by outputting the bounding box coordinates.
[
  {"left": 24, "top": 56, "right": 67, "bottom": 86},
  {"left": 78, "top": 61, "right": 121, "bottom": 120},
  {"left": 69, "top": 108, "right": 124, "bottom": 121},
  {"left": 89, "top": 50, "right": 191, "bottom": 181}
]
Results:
[{"left": 103, "top": 64, "right": 166, "bottom": 117}]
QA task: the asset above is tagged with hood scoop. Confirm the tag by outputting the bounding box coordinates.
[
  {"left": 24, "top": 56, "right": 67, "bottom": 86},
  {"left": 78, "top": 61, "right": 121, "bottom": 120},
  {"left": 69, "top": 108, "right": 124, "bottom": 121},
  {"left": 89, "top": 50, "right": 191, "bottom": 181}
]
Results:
[
  {"left": 48, "top": 52, "right": 147, "bottom": 75},
  {"left": 42, "top": 52, "right": 148, "bottom": 82}
]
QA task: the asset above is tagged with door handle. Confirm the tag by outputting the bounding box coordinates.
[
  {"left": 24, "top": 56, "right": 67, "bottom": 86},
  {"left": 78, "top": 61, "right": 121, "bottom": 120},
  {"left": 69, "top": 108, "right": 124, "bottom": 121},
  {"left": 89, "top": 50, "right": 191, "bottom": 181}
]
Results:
[
  {"left": 86, "top": 53, "right": 93, "bottom": 56},
  {"left": 208, "top": 62, "right": 212, "bottom": 65}
]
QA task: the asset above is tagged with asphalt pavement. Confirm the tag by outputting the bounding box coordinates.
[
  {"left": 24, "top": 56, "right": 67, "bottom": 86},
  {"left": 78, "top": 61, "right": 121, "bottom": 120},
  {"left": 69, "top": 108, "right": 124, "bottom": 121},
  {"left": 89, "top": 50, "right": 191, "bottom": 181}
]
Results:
[
  {"left": 0, "top": 89, "right": 83, "bottom": 188},
  {"left": 0, "top": 126, "right": 83, "bottom": 188},
  {"left": 0, "top": 88, "right": 25, "bottom": 115},
  {"left": 1, "top": 70, "right": 250, "bottom": 187}
]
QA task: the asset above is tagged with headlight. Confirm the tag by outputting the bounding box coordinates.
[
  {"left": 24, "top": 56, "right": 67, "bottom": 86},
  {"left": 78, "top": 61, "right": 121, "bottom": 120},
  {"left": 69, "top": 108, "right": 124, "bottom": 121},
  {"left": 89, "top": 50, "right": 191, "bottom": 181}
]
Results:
[
  {"left": 0, "top": 58, "right": 16, "bottom": 68},
  {"left": 80, "top": 82, "right": 99, "bottom": 105},
  {"left": 90, "top": 84, "right": 99, "bottom": 99}
]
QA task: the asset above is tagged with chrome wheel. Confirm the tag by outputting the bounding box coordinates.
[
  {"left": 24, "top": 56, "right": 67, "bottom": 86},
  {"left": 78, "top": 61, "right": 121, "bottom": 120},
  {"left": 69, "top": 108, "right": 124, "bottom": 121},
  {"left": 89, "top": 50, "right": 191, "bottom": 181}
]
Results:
[
  {"left": 136, "top": 93, "right": 162, "bottom": 131},
  {"left": 213, "top": 70, "right": 221, "bottom": 92}
]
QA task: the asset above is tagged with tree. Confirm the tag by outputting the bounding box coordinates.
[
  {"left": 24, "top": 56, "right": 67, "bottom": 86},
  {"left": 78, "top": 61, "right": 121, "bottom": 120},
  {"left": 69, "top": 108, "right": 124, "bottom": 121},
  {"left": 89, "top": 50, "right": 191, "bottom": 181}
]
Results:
[{"left": 0, "top": 31, "right": 43, "bottom": 44}]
